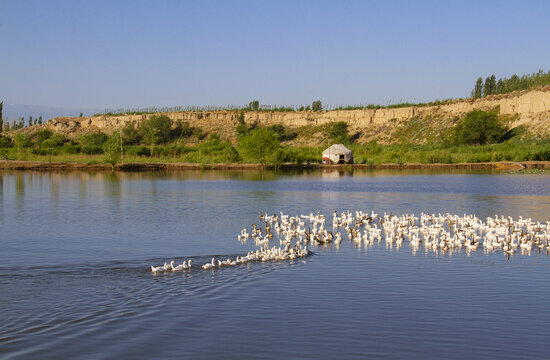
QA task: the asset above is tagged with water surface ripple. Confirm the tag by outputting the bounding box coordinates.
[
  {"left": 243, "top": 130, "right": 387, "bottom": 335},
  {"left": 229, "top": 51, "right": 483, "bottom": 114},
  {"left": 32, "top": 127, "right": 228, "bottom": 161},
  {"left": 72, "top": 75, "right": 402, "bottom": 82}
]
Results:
[{"left": 1, "top": 169, "right": 550, "bottom": 359}]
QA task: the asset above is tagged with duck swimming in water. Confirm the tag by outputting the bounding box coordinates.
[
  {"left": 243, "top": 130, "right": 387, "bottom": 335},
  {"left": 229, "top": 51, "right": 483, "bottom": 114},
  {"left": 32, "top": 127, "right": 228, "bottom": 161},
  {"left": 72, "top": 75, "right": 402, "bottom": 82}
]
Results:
[
  {"left": 150, "top": 211, "right": 550, "bottom": 275},
  {"left": 151, "top": 265, "right": 164, "bottom": 273},
  {"left": 202, "top": 257, "right": 216, "bottom": 270},
  {"left": 171, "top": 260, "right": 185, "bottom": 271}
]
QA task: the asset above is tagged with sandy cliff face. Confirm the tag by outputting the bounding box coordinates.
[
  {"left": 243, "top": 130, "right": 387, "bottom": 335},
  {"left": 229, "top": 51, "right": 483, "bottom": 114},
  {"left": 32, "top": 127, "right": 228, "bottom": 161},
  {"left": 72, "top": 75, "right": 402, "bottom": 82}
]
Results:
[{"left": 45, "top": 89, "right": 550, "bottom": 144}]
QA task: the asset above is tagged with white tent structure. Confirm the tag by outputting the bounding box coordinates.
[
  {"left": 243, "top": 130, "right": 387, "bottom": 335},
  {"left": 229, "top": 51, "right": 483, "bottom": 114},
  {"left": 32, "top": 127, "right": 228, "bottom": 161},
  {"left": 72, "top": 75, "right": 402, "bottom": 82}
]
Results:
[{"left": 322, "top": 144, "right": 353, "bottom": 164}]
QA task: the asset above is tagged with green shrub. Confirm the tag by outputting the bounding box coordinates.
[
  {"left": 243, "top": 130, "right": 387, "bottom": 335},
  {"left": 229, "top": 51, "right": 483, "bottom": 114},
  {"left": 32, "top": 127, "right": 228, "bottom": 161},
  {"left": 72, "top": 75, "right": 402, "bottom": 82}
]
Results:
[
  {"left": 328, "top": 121, "right": 351, "bottom": 144},
  {"left": 236, "top": 112, "right": 248, "bottom": 137},
  {"left": 14, "top": 133, "right": 31, "bottom": 149},
  {"left": 427, "top": 152, "right": 454, "bottom": 164},
  {"left": 275, "top": 147, "right": 320, "bottom": 165},
  {"left": 531, "top": 148, "right": 550, "bottom": 161},
  {"left": 150, "top": 145, "right": 170, "bottom": 157},
  {"left": 124, "top": 145, "right": 151, "bottom": 156},
  {"left": 171, "top": 120, "right": 193, "bottom": 140},
  {"left": 122, "top": 123, "right": 141, "bottom": 145},
  {"left": 192, "top": 127, "right": 205, "bottom": 140},
  {"left": 0, "top": 135, "right": 12, "bottom": 148},
  {"left": 103, "top": 133, "right": 122, "bottom": 167},
  {"left": 81, "top": 145, "right": 104, "bottom": 154},
  {"left": 182, "top": 136, "right": 240, "bottom": 163},
  {"left": 238, "top": 127, "right": 281, "bottom": 165},
  {"left": 236, "top": 123, "right": 248, "bottom": 137},
  {"left": 139, "top": 115, "right": 172, "bottom": 145},
  {"left": 34, "top": 130, "right": 53, "bottom": 144},
  {"left": 50, "top": 133, "right": 67, "bottom": 147},
  {"left": 79, "top": 132, "right": 108, "bottom": 147},
  {"left": 450, "top": 110, "right": 507, "bottom": 145},
  {"left": 289, "top": 146, "right": 322, "bottom": 163},
  {"left": 41, "top": 139, "right": 56, "bottom": 149},
  {"left": 237, "top": 111, "right": 245, "bottom": 124},
  {"left": 31, "top": 148, "right": 60, "bottom": 155},
  {"left": 62, "top": 144, "right": 81, "bottom": 154},
  {"left": 40, "top": 133, "right": 66, "bottom": 148},
  {"left": 0, "top": 148, "right": 11, "bottom": 158},
  {"left": 268, "top": 124, "right": 297, "bottom": 142}
]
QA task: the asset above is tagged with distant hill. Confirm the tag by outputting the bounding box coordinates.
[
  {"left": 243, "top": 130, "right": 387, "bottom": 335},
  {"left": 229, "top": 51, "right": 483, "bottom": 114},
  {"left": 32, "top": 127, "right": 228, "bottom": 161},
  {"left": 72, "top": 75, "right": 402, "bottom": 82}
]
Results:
[{"left": 2, "top": 104, "right": 101, "bottom": 123}]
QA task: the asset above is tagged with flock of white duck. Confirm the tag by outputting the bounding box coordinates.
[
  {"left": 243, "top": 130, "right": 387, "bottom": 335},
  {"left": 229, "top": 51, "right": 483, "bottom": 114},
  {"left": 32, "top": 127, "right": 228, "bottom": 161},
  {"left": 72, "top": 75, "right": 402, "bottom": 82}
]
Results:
[
  {"left": 151, "top": 210, "right": 550, "bottom": 272},
  {"left": 242, "top": 210, "right": 550, "bottom": 256},
  {"left": 151, "top": 246, "right": 309, "bottom": 273},
  {"left": 150, "top": 215, "right": 310, "bottom": 273}
]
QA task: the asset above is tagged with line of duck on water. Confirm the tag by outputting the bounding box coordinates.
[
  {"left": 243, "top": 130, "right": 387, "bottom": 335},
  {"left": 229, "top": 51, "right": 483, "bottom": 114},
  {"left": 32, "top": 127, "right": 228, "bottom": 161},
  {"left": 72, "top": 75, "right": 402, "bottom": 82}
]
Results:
[{"left": 150, "top": 244, "right": 310, "bottom": 273}]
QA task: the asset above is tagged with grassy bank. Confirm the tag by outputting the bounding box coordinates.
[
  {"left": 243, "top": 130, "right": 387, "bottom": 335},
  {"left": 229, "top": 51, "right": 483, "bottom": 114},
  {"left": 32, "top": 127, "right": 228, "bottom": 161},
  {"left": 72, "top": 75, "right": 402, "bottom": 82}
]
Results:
[
  {"left": 2, "top": 109, "right": 550, "bottom": 166},
  {"left": 350, "top": 141, "right": 550, "bottom": 165},
  {"left": 1, "top": 140, "right": 550, "bottom": 166}
]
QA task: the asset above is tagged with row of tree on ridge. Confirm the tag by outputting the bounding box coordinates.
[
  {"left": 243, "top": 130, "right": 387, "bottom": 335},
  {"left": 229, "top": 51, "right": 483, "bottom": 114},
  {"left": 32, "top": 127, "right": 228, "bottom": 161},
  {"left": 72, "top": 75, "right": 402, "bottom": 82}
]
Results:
[{"left": 472, "top": 69, "right": 550, "bottom": 98}]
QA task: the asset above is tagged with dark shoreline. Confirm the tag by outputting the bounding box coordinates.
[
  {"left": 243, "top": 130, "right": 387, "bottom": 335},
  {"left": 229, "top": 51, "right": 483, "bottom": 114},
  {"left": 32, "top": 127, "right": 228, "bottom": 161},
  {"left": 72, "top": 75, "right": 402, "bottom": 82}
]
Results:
[{"left": 1, "top": 160, "right": 549, "bottom": 171}]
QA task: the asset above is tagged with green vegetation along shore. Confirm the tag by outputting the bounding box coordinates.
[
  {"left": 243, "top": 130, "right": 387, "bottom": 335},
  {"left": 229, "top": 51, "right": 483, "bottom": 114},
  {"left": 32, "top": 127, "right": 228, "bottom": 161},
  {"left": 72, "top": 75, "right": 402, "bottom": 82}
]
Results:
[{"left": 1, "top": 108, "right": 549, "bottom": 168}]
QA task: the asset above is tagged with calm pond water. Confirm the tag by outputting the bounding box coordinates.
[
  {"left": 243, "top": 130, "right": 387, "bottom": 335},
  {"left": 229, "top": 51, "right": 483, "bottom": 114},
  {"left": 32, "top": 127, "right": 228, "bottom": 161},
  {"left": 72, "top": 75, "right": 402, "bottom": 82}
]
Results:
[{"left": 1, "top": 169, "right": 550, "bottom": 359}]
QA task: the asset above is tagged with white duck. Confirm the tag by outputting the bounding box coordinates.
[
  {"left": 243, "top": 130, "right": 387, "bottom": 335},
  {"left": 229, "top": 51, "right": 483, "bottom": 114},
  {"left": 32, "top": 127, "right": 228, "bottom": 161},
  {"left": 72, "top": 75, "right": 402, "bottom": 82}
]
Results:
[
  {"left": 202, "top": 257, "right": 216, "bottom": 270},
  {"left": 151, "top": 265, "right": 164, "bottom": 273}
]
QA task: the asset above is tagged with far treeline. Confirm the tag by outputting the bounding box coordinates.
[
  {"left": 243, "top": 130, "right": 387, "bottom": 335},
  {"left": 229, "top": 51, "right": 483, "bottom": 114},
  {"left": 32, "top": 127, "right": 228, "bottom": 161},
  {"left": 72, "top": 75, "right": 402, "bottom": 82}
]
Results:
[
  {"left": 1, "top": 108, "right": 550, "bottom": 167},
  {"left": 94, "top": 99, "right": 325, "bottom": 117},
  {"left": 0, "top": 103, "right": 44, "bottom": 132},
  {"left": 472, "top": 69, "right": 550, "bottom": 98}
]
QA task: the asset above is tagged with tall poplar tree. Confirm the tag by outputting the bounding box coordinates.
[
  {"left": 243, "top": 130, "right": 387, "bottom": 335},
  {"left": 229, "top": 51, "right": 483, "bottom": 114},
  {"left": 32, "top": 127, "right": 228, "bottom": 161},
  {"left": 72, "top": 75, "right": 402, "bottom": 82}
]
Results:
[
  {"left": 496, "top": 79, "right": 504, "bottom": 94},
  {"left": 488, "top": 75, "right": 496, "bottom": 95},
  {"left": 483, "top": 76, "right": 491, "bottom": 97},
  {"left": 473, "top": 78, "right": 483, "bottom": 98}
]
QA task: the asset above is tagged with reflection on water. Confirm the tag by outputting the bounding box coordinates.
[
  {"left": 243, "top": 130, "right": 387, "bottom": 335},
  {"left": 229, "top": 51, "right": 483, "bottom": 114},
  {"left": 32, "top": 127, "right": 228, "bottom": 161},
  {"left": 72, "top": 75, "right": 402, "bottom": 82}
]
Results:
[
  {"left": 1, "top": 169, "right": 550, "bottom": 359},
  {"left": 2, "top": 169, "right": 550, "bottom": 265}
]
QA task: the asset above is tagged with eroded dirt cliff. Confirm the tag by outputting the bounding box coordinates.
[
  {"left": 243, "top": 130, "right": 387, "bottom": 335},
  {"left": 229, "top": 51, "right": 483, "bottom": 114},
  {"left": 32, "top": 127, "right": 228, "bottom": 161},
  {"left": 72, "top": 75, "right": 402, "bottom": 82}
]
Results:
[{"left": 40, "top": 87, "right": 550, "bottom": 145}]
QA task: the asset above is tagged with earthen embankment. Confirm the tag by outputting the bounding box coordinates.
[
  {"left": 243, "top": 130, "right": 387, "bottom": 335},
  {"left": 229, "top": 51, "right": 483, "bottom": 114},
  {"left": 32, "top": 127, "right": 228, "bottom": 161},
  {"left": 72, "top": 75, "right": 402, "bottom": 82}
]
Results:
[{"left": 36, "top": 88, "right": 550, "bottom": 144}]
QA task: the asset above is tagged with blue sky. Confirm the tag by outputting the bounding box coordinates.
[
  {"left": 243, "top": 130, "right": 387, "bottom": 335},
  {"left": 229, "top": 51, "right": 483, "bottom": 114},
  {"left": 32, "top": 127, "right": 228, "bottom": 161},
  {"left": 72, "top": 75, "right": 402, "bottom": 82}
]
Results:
[{"left": 1, "top": 0, "right": 549, "bottom": 111}]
